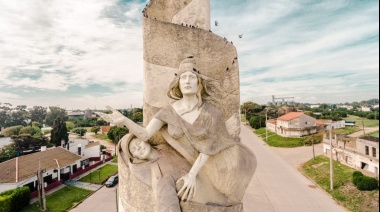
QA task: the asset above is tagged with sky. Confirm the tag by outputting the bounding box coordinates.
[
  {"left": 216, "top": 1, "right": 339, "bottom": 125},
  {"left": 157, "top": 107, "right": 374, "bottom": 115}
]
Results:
[{"left": 0, "top": 0, "right": 378, "bottom": 110}]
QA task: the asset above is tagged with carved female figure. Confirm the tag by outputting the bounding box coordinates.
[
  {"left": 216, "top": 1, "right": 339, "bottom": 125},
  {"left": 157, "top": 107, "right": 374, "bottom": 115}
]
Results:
[{"left": 99, "top": 56, "right": 256, "bottom": 207}]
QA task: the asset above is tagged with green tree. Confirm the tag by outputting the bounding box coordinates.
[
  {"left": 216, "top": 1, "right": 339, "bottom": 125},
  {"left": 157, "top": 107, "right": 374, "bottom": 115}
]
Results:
[
  {"left": 10, "top": 105, "right": 28, "bottom": 126},
  {"left": 65, "top": 121, "right": 75, "bottom": 131},
  {"left": 107, "top": 126, "right": 128, "bottom": 142},
  {"left": 29, "top": 106, "right": 47, "bottom": 123},
  {"left": 2, "top": 126, "right": 23, "bottom": 137},
  {"left": 12, "top": 134, "right": 48, "bottom": 152},
  {"left": 45, "top": 106, "right": 68, "bottom": 126},
  {"left": 0, "top": 102, "right": 12, "bottom": 128},
  {"left": 31, "top": 121, "right": 43, "bottom": 128},
  {"left": 249, "top": 116, "right": 266, "bottom": 129},
  {"left": 91, "top": 126, "right": 101, "bottom": 135},
  {"left": 132, "top": 112, "right": 143, "bottom": 123},
  {"left": 241, "top": 102, "right": 263, "bottom": 120},
  {"left": 50, "top": 117, "right": 69, "bottom": 147},
  {"left": 72, "top": 128, "right": 87, "bottom": 136},
  {"left": 0, "top": 144, "right": 16, "bottom": 163}
]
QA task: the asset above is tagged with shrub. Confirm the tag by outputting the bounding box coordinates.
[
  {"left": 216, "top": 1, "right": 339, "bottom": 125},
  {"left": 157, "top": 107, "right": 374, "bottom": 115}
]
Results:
[
  {"left": 66, "top": 121, "right": 75, "bottom": 131},
  {"left": 0, "top": 134, "right": 4, "bottom": 138},
  {"left": 0, "top": 186, "right": 30, "bottom": 211},
  {"left": 72, "top": 128, "right": 87, "bottom": 136},
  {"left": 352, "top": 171, "right": 364, "bottom": 185},
  {"left": 1, "top": 126, "right": 23, "bottom": 137},
  {"left": 356, "top": 176, "right": 379, "bottom": 191}
]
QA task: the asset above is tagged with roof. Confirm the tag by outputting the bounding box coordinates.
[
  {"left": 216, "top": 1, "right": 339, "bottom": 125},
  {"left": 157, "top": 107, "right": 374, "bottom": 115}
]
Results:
[
  {"left": 0, "top": 147, "right": 83, "bottom": 183},
  {"left": 101, "top": 126, "right": 111, "bottom": 132},
  {"left": 277, "top": 112, "right": 304, "bottom": 121},
  {"left": 266, "top": 119, "right": 277, "bottom": 124},
  {"left": 316, "top": 120, "right": 325, "bottom": 126}
]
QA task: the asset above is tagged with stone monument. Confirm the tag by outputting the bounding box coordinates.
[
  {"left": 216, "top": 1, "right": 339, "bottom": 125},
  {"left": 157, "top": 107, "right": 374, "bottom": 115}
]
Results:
[{"left": 96, "top": 1, "right": 257, "bottom": 211}]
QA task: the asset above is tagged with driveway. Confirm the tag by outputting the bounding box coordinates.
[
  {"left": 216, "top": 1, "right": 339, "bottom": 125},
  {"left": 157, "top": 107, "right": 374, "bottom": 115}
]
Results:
[
  {"left": 70, "top": 185, "right": 117, "bottom": 212},
  {"left": 348, "top": 127, "right": 378, "bottom": 138}
]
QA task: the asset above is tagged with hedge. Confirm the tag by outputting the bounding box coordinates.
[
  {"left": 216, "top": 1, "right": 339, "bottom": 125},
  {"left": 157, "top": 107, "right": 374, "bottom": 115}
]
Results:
[
  {"left": 352, "top": 171, "right": 378, "bottom": 191},
  {"left": 0, "top": 186, "right": 30, "bottom": 212}
]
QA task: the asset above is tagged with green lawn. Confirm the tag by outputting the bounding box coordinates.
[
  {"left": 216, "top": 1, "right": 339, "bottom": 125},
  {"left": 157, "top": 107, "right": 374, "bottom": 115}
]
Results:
[
  {"left": 93, "top": 134, "right": 113, "bottom": 142},
  {"left": 21, "top": 186, "right": 92, "bottom": 212},
  {"left": 344, "top": 115, "right": 379, "bottom": 127},
  {"left": 111, "top": 155, "right": 118, "bottom": 163},
  {"left": 302, "top": 155, "right": 379, "bottom": 212},
  {"left": 332, "top": 126, "right": 361, "bottom": 135},
  {"left": 369, "top": 131, "right": 379, "bottom": 138},
  {"left": 254, "top": 128, "right": 305, "bottom": 148},
  {"left": 79, "top": 164, "right": 118, "bottom": 184}
]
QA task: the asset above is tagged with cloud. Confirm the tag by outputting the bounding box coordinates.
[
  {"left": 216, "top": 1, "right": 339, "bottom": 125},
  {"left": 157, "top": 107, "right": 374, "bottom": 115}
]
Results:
[{"left": 0, "top": 0, "right": 378, "bottom": 109}]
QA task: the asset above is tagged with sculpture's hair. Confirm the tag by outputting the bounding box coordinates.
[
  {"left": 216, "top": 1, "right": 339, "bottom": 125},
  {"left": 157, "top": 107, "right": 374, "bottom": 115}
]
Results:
[{"left": 167, "top": 56, "right": 223, "bottom": 111}]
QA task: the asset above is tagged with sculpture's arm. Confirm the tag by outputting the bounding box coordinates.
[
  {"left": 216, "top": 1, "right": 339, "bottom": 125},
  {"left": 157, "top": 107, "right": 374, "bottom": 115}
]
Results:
[
  {"left": 96, "top": 106, "right": 165, "bottom": 141},
  {"left": 177, "top": 153, "right": 209, "bottom": 201}
]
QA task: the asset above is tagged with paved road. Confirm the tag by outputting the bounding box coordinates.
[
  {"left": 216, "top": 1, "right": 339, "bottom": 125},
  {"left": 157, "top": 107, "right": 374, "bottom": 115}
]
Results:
[
  {"left": 241, "top": 124, "right": 346, "bottom": 212},
  {"left": 70, "top": 185, "right": 117, "bottom": 212}
]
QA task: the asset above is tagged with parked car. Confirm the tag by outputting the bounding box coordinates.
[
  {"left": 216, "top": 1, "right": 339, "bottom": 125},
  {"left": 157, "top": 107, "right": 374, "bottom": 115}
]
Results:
[{"left": 105, "top": 174, "right": 118, "bottom": 187}]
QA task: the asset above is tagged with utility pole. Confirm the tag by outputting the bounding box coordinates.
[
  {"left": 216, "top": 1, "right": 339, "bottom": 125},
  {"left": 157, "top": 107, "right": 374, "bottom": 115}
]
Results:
[
  {"left": 37, "top": 158, "right": 46, "bottom": 211},
  {"left": 329, "top": 125, "right": 334, "bottom": 190},
  {"left": 312, "top": 135, "right": 315, "bottom": 160},
  {"left": 265, "top": 109, "right": 268, "bottom": 141}
]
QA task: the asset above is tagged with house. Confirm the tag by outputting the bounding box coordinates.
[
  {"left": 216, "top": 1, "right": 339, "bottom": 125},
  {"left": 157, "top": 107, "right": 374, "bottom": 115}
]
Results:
[
  {"left": 266, "top": 112, "right": 317, "bottom": 137},
  {"left": 310, "top": 104, "right": 320, "bottom": 109},
  {"left": 323, "top": 135, "right": 379, "bottom": 177},
  {"left": 67, "top": 111, "right": 85, "bottom": 119},
  {"left": 318, "top": 120, "right": 346, "bottom": 130},
  {"left": 65, "top": 138, "right": 101, "bottom": 158},
  {"left": 0, "top": 147, "right": 89, "bottom": 193},
  {"left": 361, "top": 106, "right": 371, "bottom": 112}
]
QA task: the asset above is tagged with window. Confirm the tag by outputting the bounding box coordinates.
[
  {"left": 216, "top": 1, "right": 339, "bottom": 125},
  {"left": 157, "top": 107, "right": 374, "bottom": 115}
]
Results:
[
  {"left": 365, "top": 146, "right": 369, "bottom": 155},
  {"left": 372, "top": 147, "right": 377, "bottom": 158}
]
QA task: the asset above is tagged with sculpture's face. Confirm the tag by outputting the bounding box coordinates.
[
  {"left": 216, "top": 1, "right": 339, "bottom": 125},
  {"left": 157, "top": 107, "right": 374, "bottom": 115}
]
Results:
[
  {"left": 179, "top": 71, "right": 198, "bottom": 95},
  {"left": 129, "top": 138, "right": 152, "bottom": 160}
]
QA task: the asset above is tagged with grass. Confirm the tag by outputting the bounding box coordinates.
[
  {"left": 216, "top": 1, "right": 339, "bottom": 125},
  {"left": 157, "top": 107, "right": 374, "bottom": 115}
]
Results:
[
  {"left": 21, "top": 186, "right": 92, "bottom": 212},
  {"left": 302, "top": 155, "right": 379, "bottom": 212},
  {"left": 254, "top": 128, "right": 305, "bottom": 148},
  {"left": 344, "top": 115, "right": 379, "bottom": 127},
  {"left": 79, "top": 164, "right": 118, "bottom": 184},
  {"left": 92, "top": 134, "right": 113, "bottom": 142},
  {"left": 368, "top": 131, "right": 379, "bottom": 138},
  {"left": 111, "top": 155, "right": 118, "bottom": 163},
  {"left": 332, "top": 126, "right": 361, "bottom": 135}
]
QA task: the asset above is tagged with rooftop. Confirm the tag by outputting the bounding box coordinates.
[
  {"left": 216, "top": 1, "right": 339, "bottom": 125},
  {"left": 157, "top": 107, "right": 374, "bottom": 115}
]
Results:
[
  {"left": 0, "top": 147, "right": 83, "bottom": 183},
  {"left": 277, "top": 112, "right": 304, "bottom": 121}
]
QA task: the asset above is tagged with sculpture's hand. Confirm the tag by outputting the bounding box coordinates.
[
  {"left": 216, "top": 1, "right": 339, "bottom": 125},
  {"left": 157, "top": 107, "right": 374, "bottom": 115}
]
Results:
[
  {"left": 105, "top": 105, "right": 127, "bottom": 126},
  {"left": 177, "top": 173, "right": 196, "bottom": 201},
  {"left": 95, "top": 106, "right": 127, "bottom": 127}
]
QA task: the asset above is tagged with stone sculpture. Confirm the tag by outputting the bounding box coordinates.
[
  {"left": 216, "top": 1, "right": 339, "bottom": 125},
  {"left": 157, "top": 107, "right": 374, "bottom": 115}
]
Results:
[{"left": 97, "top": 56, "right": 256, "bottom": 212}]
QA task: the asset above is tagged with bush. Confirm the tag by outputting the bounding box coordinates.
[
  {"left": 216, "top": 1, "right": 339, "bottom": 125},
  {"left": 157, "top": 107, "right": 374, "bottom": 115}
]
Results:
[
  {"left": 0, "top": 186, "right": 30, "bottom": 211},
  {"left": 0, "top": 134, "right": 4, "bottom": 138},
  {"left": 352, "top": 171, "right": 363, "bottom": 185},
  {"left": 1, "top": 126, "right": 23, "bottom": 137},
  {"left": 72, "top": 128, "right": 87, "bottom": 136},
  {"left": 66, "top": 121, "right": 75, "bottom": 131},
  {"left": 249, "top": 116, "right": 266, "bottom": 129},
  {"left": 356, "top": 176, "right": 379, "bottom": 191}
]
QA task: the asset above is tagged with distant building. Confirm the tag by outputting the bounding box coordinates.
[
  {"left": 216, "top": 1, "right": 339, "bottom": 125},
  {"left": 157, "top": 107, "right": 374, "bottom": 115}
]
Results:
[
  {"left": 337, "top": 105, "right": 353, "bottom": 110},
  {"left": 318, "top": 120, "right": 346, "bottom": 130},
  {"left": 67, "top": 111, "right": 85, "bottom": 119},
  {"left": 266, "top": 112, "right": 317, "bottom": 137},
  {"left": 345, "top": 120, "right": 356, "bottom": 127},
  {"left": 323, "top": 135, "right": 379, "bottom": 177},
  {"left": 361, "top": 106, "right": 371, "bottom": 112},
  {"left": 310, "top": 104, "right": 320, "bottom": 109},
  {"left": 84, "top": 108, "right": 93, "bottom": 119},
  {"left": 373, "top": 104, "right": 379, "bottom": 108},
  {"left": 101, "top": 126, "right": 112, "bottom": 135}
]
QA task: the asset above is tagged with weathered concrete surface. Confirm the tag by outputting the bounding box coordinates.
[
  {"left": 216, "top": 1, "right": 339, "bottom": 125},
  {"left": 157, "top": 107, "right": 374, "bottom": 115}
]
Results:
[{"left": 241, "top": 124, "right": 346, "bottom": 212}]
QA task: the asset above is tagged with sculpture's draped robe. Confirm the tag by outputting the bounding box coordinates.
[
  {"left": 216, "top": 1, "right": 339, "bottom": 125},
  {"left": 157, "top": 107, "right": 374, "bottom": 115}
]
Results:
[{"left": 155, "top": 103, "right": 256, "bottom": 204}]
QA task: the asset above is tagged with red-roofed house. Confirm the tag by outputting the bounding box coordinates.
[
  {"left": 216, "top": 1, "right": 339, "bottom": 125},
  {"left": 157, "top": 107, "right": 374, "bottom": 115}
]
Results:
[{"left": 267, "top": 112, "right": 317, "bottom": 137}]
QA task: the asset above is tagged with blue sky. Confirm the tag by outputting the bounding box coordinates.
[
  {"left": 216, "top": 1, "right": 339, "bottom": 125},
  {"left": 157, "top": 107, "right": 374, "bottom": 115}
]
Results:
[{"left": 0, "top": 0, "right": 378, "bottom": 110}]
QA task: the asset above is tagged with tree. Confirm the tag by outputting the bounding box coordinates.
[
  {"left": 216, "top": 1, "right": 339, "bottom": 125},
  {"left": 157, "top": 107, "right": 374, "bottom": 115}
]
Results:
[
  {"left": 0, "top": 102, "right": 12, "bottom": 129},
  {"left": 91, "top": 126, "right": 100, "bottom": 135},
  {"left": 65, "top": 121, "right": 75, "bottom": 131},
  {"left": 241, "top": 102, "right": 263, "bottom": 120},
  {"left": 45, "top": 106, "right": 68, "bottom": 126},
  {"left": 72, "top": 128, "right": 87, "bottom": 136},
  {"left": 0, "top": 144, "right": 16, "bottom": 163},
  {"left": 50, "top": 117, "right": 69, "bottom": 147},
  {"left": 2, "top": 126, "right": 23, "bottom": 137},
  {"left": 12, "top": 134, "right": 48, "bottom": 152},
  {"left": 132, "top": 112, "right": 143, "bottom": 123},
  {"left": 107, "top": 126, "right": 128, "bottom": 142},
  {"left": 29, "top": 106, "right": 47, "bottom": 124},
  {"left": 9, "top": 105, "right": 29, "bottom": 126},
  {"left": 249, "top": 116, "right": 266, "bottom": 129}
]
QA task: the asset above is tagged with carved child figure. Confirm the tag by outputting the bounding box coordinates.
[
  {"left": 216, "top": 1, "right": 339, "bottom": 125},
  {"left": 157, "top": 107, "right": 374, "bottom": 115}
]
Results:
[{"left": 122, "top": 135, "right": 191, "bottom": 212}]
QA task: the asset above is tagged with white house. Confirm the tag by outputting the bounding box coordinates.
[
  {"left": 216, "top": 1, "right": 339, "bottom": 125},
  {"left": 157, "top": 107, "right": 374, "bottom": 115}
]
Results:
[
  {"left": 267, "top": 112, "right": 317, "bottom": 137},
  {"left": 0, "top": 147, "right": 88, "bottom": 193},
  {"left": 361, "top": 106, "right": 371, "bottom": 112},
  {"left": 323, "top": 135, "right": 379, "bottom": 178}
]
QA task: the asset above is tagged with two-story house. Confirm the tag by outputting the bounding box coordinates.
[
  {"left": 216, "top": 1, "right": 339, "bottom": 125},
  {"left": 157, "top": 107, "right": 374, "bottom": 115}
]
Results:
[{"left": 267, "top": 112, "right": 317, "bottom": 137}]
